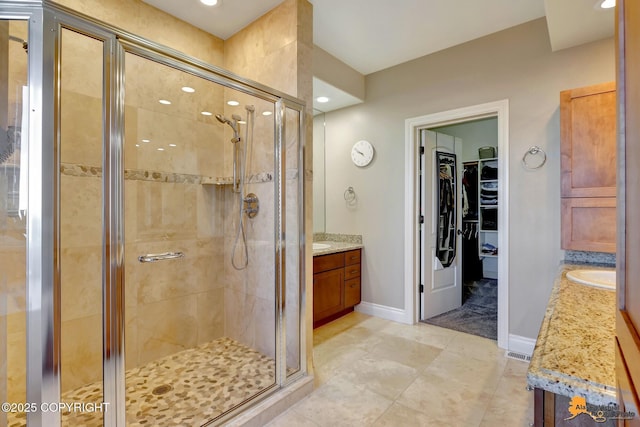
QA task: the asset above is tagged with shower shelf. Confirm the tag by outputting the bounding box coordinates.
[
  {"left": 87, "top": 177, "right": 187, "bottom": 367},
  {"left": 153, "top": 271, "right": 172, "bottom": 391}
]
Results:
[{"left": 201, "top": 176, "right": 237, "bottom": 186}]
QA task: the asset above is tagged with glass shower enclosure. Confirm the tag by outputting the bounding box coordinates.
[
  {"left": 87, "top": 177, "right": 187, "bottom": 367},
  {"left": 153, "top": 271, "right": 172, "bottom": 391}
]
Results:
[{"left": 0, "top": 2, "right": 305, "bottom": 426}]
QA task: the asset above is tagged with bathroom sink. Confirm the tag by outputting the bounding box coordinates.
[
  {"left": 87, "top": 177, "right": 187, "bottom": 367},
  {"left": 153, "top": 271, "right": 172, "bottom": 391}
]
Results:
[
  {"left": 312, "top": 243, "right": 331, "bottom": 250},
  {"left": 566, "top": 269, "right": 616, "bottom": 290}
]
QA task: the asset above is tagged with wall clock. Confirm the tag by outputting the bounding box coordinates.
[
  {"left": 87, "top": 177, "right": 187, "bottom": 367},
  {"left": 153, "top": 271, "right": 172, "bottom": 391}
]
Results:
[{"left": 351, "top": 140, "right": 374, "bottom": 167}]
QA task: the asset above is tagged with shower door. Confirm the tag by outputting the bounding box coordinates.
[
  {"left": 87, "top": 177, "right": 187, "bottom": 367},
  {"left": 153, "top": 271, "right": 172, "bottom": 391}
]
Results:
[{"left": 122, "top": 50, "right": 279, "bottom": 425}]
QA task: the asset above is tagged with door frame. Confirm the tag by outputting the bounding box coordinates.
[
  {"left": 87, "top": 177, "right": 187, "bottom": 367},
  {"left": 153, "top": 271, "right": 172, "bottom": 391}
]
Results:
[{"left": 403, "top": 99, "right": 509, "bottom": 349}]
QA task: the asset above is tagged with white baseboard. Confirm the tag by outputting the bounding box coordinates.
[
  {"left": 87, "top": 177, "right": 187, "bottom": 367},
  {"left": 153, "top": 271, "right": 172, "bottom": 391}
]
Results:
[
  {"left": 355, "top": 301, "right": 411, "bottom": 324},
  {"left": 508, "top": 333, "right": 536, "bottom": 357}
]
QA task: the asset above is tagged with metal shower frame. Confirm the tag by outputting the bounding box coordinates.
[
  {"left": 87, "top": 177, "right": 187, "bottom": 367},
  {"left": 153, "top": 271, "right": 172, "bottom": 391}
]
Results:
[{"left": 0, "top": 1, "right": 307, "bottom": 426}]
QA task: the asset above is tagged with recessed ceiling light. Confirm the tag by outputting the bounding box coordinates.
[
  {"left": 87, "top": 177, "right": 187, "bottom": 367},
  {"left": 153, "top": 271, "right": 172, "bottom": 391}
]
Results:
[
  {"left": 262, "top": 111, "right": 273, "bottom": 116},
  {"left": 181, "top": 86, "right": 195, "bottom": 93},
  {"left": 200, "top": 0, "right": 219, "bottom": 5},
  {"left": 169, "top": 143, "right": 177, "bottom": 147},
  {"left": 141, "top": 139, "right": 150, "bottom": 143},
  {"left": 159, "top": 99, "right": 171, "bottom": 105},
  {"left": 157, "top": 148, "right": 165, "bottom": 151},
  {"left": 201, "top": 111, "right": 213, "bottom": 116},
  {"left": 316, "top": 96, "right": 330, "bottom": 103},
  {"left": 135, "top": 144, "right": 140, "bottom": 147},
  {"left": 598, "top": 0, "right": 615, "bottom": 8},
  {"left": 227, "top": 100, "right": 240, "bottom": 106}
]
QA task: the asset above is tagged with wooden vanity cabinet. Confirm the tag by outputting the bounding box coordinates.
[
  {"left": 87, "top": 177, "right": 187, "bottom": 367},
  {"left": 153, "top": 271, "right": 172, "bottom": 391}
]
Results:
[
  {"left": 313, "top": 249, "right": 361, "bottom": 328},
  {"left": 533, "top": 389, "right": 616, "bottom": 427},
  {"left": 560, "top": 82, "right": 617, "bottom": 253}
]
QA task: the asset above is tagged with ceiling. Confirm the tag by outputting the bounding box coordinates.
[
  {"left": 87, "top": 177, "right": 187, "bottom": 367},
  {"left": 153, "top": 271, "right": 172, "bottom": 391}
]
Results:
[{"left": 142, "top": 0, "right": 615, "bottom": 112}]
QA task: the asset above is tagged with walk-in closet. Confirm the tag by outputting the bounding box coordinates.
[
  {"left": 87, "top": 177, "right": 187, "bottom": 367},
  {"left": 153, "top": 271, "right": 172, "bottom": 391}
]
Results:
[{"left": 421, "top": 117, "right": 499, "bottom": 340}]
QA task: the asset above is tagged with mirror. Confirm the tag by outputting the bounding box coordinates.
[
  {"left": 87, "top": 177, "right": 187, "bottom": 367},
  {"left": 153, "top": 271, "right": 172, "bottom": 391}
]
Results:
[
  {"left": 313, "top": 110, "right": 325, "bottom": 232},
  {"left": 436, "top": 151, "right": 457, "bottom": 267}
]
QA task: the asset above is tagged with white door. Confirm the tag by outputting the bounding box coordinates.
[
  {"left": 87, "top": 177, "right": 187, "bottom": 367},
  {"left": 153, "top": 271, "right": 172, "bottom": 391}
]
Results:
[{"left": 420, "top": 129, "right": 463, "bottom": 320}]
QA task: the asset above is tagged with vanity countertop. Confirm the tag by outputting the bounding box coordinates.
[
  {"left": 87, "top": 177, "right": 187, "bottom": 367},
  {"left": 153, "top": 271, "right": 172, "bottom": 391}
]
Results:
[
  {"left": 526, "top": 263, "right": 616, "bottom": 405},
  {"left": 312, "top": 241, "right": 363, "bottom": 256}
]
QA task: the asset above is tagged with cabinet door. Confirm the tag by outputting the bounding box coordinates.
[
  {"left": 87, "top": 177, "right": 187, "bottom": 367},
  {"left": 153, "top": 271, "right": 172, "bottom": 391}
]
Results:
[
  {"left": 561, "top": 82, "right": 616, "bottom": 198},
  {"left": 344, "top": 278, "right": 361, "bottom": 307},
  {"left": 313, "top": 269, "right": 344, "bottom": 322},
  {"left": 561, "top": 197, "right": 616, "bottom": 253}
]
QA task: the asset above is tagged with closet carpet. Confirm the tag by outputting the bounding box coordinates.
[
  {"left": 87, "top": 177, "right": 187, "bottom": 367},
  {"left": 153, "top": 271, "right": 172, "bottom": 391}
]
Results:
[{"left": 423, "top": 279, "right": 497, "bottom": 340}]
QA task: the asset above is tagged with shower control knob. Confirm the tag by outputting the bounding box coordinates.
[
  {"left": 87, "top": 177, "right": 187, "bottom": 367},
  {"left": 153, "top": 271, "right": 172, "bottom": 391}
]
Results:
[{"left": 243, "top": 193, "right": 259, "bottom": 219}]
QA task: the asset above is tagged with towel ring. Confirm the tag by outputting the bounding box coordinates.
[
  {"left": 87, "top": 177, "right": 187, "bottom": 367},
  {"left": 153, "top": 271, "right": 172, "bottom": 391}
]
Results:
[
  {"left": 522, "top": 146, "right": 546, "bottom": 170},
  {"left": 344, "top": 186, "right": 356, "bottom": 202}
]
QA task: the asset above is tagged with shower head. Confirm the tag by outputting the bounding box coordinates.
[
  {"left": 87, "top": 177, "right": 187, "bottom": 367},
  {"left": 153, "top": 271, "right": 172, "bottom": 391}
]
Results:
[
  {"left": 215, "top": 113, "right": 240, "bottom": 142},
  {"left": 215, "top": 113, "right": 238, "bottom": 133}
]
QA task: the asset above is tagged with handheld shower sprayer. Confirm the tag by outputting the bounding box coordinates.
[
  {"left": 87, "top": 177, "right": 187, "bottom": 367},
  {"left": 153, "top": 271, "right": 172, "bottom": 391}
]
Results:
[{"left": 215, "top": 113, "right": 241, "bottom": 143}]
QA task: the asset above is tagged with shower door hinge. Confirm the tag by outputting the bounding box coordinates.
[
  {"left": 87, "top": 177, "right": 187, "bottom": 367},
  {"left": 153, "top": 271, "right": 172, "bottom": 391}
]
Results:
[
  {"left": 419, "top": 284, "right": 424, "bottom": 293},
  {"left": 420, "top": 146, "right": 425, "bottom": 155},
  {"left": 419, "top": 215, "right": 424, "bottom": 224}
]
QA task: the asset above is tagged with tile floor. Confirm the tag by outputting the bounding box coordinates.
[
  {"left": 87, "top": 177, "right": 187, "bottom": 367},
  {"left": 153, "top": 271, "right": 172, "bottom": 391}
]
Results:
[{"left": 266, "top": 312, "right": 534, "bottom": 427}]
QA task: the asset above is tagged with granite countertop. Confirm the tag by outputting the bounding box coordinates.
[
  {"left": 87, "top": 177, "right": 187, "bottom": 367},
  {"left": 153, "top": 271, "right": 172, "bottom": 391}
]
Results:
[
  {"left": 312, "top": 240, "right": 363, "bottom": 256},
  {"left": 312, "top": 233, "right": 363, "bottom": 256},
  {"left": 526, "top": 263, "right": 616, "bottom": 405}
]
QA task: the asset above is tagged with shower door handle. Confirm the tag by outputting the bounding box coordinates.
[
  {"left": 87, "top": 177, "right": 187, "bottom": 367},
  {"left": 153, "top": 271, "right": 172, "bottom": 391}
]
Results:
[{"left": 138, "top": 251, "right": 185, "bottom": 263}]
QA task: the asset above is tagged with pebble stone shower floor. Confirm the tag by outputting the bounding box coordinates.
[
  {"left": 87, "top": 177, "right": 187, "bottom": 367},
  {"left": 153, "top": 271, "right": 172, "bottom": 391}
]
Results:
[{"left": 7, "top": 337, "right": 276, "bottom": 427}]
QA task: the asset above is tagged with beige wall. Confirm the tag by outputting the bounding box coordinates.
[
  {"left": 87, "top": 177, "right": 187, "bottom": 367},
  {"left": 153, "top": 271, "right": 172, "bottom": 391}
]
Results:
[
  {"left": 323, "top": 18, "right": 615, "bottom": 340},
  {"left": 52, "top": 0, "right": 224, "bottom": 67}
]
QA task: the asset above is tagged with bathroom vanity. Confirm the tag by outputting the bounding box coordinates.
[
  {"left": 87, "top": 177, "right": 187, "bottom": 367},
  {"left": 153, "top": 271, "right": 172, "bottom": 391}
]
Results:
[
  {"left": 527, "top": 264, "right": 617, "bottom": 426},
  {"left": 312, "top": 237, "right": 363, "bottom": 328}
]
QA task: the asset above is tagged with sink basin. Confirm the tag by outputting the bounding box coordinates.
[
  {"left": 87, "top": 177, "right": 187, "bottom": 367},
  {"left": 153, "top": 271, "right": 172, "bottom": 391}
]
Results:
[
  {"left": 566, "top": 269, "right": 616, "bottom": 290},
  {"left": 312, "top": 243, "right": 331, "bottom": 250}
]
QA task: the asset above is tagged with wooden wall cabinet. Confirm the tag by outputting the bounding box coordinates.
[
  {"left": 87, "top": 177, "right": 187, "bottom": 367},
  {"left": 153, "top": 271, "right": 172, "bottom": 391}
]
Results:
[
  {"left": 560, "top": 82, "right": 616, "bottom": 253},
  {"left": 313, "top": 249, "right": 361, "bottom": 328}
]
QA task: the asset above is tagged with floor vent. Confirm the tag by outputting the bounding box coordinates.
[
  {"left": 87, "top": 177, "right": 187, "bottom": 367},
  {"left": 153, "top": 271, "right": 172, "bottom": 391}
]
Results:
[{"left": 506, "top": 351, "right": 532, "bottom": 362}]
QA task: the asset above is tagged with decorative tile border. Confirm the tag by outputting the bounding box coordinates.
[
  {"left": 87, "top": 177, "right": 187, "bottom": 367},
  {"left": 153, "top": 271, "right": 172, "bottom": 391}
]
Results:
[{"left": 59, "top": 163, "right": 287, "bottom": 185}]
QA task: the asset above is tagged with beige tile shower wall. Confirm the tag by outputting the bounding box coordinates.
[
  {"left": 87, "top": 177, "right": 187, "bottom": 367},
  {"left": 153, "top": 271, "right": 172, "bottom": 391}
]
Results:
[
  {"left": 223, "top": 179, "right": 276, "bottom": 358},
  {"left": 53, "top": 0, "right": 224, "bottom": 67},
  {"left": 222, "top": 0, "right": 313, "bottom": 368},
  {"left": 124, "top": 180, "right": 226, "bottom": 367}
]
